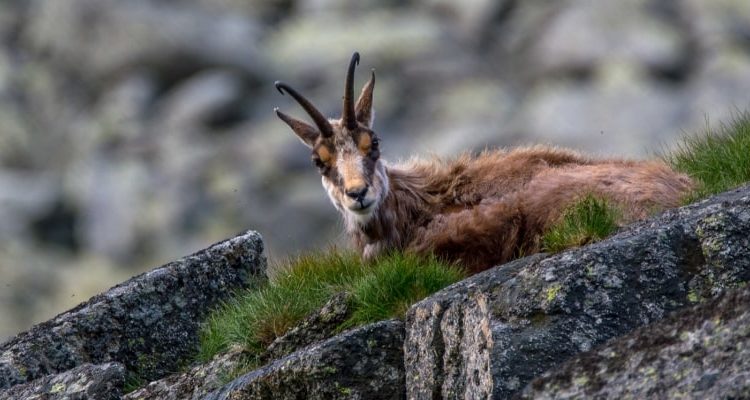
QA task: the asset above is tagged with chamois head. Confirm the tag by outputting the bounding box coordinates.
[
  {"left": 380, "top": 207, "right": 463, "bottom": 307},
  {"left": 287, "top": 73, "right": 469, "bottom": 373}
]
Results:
[{"left": 274, "top": 52, "right": 387, "bottom": 225}]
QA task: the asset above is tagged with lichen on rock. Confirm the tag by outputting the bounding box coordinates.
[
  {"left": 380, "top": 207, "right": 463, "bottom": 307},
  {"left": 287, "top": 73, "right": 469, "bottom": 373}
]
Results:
[
  {"left": 0, "top": 362, "right": 125, "bottom": 400},
  {"left": 262, "top": 291, "right": 353, "bottom": 363},
  {"left": 519, "top": 284, "right": 750, "bottom": 399},
  {"left": 0, "top": 230, "right": 266, "bottom": 391},
  {"left": 405, "top": 184, "right": 750, "bottom": 399},
  {"left": 123, "top": 346, "right": 247, "bottom": 400},
  {"left": 205, "top": 320, "right": 406, "bottom": 400}
]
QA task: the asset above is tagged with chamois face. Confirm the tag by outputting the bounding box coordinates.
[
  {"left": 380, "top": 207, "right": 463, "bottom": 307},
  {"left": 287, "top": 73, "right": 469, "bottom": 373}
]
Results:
[
  {"left": 313, "top": 119, "right": 386, "bottom": 222},
  {"left": 274, "top": 53, "right": 387, "bottom": 224}
]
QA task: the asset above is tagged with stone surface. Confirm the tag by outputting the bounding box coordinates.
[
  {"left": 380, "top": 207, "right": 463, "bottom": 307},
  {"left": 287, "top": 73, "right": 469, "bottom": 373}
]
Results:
[
  {"left": 519, "top": 285, "right": 750, "bottom": 399},
  {"left": 262, "top": 291, "right": 353, "bottom": 362},
  {"left": 25, "top": 0, "right": 264, "bottom": 81},
  {"left": 0, "top": 231, "right": 266, "bottom": 390},
  {"left": 0, "top": 362, "right": 124, "bottom": 400},
  {"left": 530, "top": 0, "right": 686, "bottom": 75},
  {"left": 123, "top": 346, "right": 246, "bottom": 400},
  {"left": 404, "top": 184, "right": 750, "bottom": 399},
  {"left": 206, "top": 320, "right": 406, "bottom": 400}
]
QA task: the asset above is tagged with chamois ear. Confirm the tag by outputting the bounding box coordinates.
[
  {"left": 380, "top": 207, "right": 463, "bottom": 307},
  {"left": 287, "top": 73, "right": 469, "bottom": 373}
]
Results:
[
  {"left": 355, "top": 70, "right": 375, "bottom": 128},
  {"left": 275, "top": 108, "right": 319, "bottom": 148}
]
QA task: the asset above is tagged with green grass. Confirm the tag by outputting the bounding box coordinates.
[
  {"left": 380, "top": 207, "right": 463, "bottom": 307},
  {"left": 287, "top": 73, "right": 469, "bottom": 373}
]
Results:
[
  {"left": 541, "top": 195, "right": 622, "bottom": 253},
  {"left": 542, "top": 112, "right": 750, "bottom": 253},
  {"left": 663, "top": 112, "right": 750, "bottom": 199},
  {"left": 197, "top": 250, "right": 465, "bottom": 364},
  {"left": 123, "top": 372, "right": 147, "bottom": 394},
  {"left": 343, "top": 252, "right": 466, "bottom": 328}
]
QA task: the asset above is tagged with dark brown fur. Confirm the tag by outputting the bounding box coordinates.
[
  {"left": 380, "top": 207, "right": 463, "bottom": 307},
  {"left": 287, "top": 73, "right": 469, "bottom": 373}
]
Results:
[{"left": 356, "top": 147, "right": 693, "bottom": 272}]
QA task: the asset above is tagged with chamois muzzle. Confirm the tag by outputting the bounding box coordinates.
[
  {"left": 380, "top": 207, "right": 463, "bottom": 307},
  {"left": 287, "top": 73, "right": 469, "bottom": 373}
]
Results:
[
  {"left": 274, "top": 81, "right": 334, "bottom": 138},
  {"left": 346, "top": 185, "right": 369, "bottom": 202}
]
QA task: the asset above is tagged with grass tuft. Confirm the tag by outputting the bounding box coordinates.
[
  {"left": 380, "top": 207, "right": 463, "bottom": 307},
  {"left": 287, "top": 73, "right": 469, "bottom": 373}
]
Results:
[
  {"left": 542, "top": 195, "right": 621, "bottom": 253},
  {"left": 662, "top": 112, "right": 750, "bottom": 199},
  {"left": 344, "top": 252, "right": 465, "bottom": 328},
  {"left": 197, "top": 250, "right": 465, "bottom": 364},
  {"left": 123, "top": 372, "right": 147, "bottom": 394}
]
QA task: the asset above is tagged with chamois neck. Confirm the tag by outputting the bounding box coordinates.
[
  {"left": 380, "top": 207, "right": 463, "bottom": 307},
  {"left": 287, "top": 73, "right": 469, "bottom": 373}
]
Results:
[
  {"left": 384, "top": 166, "right": 436, "bottom": 208},
  {"left": 349, "top": 164, "right": 435, "bottom": 258}
]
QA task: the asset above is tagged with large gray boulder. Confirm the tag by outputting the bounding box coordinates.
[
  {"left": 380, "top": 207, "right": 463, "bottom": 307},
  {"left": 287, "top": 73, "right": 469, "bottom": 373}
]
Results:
[
  {"left": 262, "top": 291, "right": 353, "bottom": 362},
  {"left": 123, "top": 292, "right": 355, "bottom": 399},
  {"left": 405, "top": 184, "right": 750, "bottom": 399},
  {"left": 0, "top": 230, "right": 266, "bottom": 390},
  {"left": 519, "top": 284, "right": 750, "bottom": 399},
  {"left": 206, "top": 320, "right": 406, "bottom": 400},
  {"left": 123, "top": 346, "right": 246, "bottom": 400},
  {"left": 25, "top": 0, "right": 265, "bottom": 82},
  {"left": 0, "top": 362, "right": 124, "bottom": 400}
]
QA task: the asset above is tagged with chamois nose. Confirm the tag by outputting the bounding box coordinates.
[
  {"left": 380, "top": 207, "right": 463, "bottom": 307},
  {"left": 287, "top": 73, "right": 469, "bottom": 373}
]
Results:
[{"left": 346, "top": 185, "right": 369, "bottom": 201}]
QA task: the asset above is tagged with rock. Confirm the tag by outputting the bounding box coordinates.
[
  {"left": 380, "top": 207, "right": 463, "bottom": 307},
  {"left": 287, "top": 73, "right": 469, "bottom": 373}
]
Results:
[
  {"left": 684, "top": 0, "right": 750, "bottom": 49},
  {"left": 406, "top": 78, "right": 516, "bottom": 155},
  {"left": 0, "top": 231, "right": 266, "bottom": 390},
  {"left": 123, "top": 346, "right": 246, "bottom": 400},
  {"left": 24, "top": 0, "right": 265, "bottom": 83},
  {"left": 76, "top": 160, "right": 154, "bottom": 263},
  {"left": 0, "top": 362, "right": 125, "bottom": 400},
  {"left": 687, "top": 50, "right": 750, "bottom": 129},
  {"left": 266, "top": 11, "right": 442, "bottom": 79},
  {"left": 530, "top": 0, "right": 687, "bottom": 76},
  {"left": 154, "top": 69, "right": 247, "bottom": 132},
  {"left": 404, "top": 184, "right": 750, "bottom": 399},
  {"left": 206, "top": 320, "right": 406, "bottom": 400},
  {"left": 262, "top": 291, "right": 353, "bottom": 362},
  {"left": 519, "top": 76, "right": 685, "bottom": 155},
  {"left": 519, "top": 285, "right": 750, "bottom": 399},
  {"left": 94, "top": 72, "right": 157, "bottom": 144},
  {"left": 415, "top": 0, "right": 505, "bottom": 41},
  {"left": 0, "top": 170, "right": 57, "bottom": 240}
]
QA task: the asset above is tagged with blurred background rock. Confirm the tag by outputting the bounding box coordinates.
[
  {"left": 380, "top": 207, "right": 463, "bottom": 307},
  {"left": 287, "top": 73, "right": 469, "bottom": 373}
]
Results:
[{"left": 1, "top": 0, "right": 749, "bottom": 340}]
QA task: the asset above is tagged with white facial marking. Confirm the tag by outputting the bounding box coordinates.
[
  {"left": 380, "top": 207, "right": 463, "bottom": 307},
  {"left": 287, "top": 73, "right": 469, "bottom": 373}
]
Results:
[
  {"left": 322, "top": 177, "right": 344, "bottom": 212},
  {"left": 322, "top": 158, "right": 388, "bottom": 231}
]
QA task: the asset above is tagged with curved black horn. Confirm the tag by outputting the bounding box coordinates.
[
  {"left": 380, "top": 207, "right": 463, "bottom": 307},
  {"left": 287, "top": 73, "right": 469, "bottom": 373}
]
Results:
[
  {"left": 342, "top": 52, "right": 360, "bottom": 130},
  {"left": 275, "top": 81, "right": 333, "bottom": 138}
]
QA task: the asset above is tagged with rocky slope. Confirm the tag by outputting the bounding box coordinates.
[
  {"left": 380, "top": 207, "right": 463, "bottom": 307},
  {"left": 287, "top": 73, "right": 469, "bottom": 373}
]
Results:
[
  {"left": 0, "top": 185, "right": 748, "bottom": 399},
  {"left": 2, "top": 0, "right": 750, "bottom": 340},
  {"left": 519, "top": 284, "right": 750, "bottom": 399},
  {"left": 0, "top": 230, "right": 266, "bottom": 397},
  {"left": 404, "top": 185, "right": 750, "bottom": 398}
]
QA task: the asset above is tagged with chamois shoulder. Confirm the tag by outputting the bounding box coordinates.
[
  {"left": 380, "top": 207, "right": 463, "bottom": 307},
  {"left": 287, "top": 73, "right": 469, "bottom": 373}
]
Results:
[
  {"left": 389, "top": 145, "right": 599, "bottom": 171},
  {"left": 385, "top": 145, "right": 604, "bottom": 201}
]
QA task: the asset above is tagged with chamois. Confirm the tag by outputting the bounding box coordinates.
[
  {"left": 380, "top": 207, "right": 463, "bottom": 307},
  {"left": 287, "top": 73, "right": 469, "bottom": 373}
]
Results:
[{"left": 274, "top": 53, "right": 694, "bottom": 273}]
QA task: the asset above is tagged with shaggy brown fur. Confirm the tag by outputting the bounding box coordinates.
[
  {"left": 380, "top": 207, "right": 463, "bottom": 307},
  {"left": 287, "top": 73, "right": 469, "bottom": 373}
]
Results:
[
  {"left": 366, "top": 148, "right": 692, "bottom": 272},
  {"left": 274, "top": 53, "right": 694, "bottom": 273}
]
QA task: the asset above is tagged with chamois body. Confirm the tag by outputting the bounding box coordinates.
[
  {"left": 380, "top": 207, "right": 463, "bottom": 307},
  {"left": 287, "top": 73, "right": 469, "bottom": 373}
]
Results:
[
  {"left": 274, "top": 53, "right": 694, "bottom": 273},
  {"left": 347, "top": 147, "right": 692, "bottom": 272}
]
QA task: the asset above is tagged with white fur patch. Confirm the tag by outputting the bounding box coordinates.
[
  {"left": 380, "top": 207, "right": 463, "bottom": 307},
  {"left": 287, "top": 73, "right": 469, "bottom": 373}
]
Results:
[{"left": 322, "top": 160, "right": 389, "bottom": 232}]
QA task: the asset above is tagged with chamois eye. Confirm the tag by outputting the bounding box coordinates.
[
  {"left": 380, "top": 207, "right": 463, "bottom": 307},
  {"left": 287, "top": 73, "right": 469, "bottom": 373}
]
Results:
[{"left": 368, "top": 139, "right": 380, "bottom": 160}]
